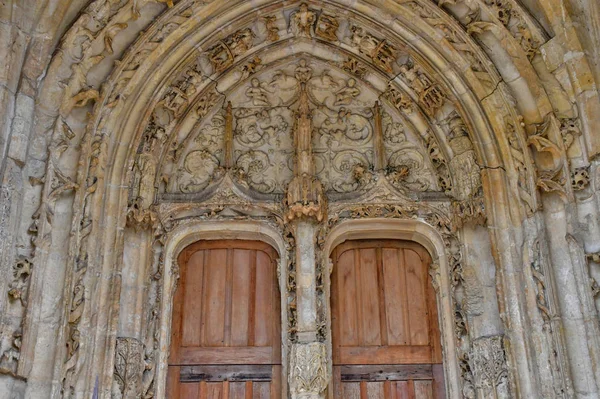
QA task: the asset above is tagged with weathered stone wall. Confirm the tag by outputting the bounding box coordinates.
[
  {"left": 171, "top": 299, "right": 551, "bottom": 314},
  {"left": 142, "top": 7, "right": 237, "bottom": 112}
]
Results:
[{"left": 0, "top": 1, "right": 599, "bottom": 398}]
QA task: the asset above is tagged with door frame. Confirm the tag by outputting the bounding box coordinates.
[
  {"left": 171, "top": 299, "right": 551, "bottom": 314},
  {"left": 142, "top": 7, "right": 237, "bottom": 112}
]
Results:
[
  {"left": 323, "top": 218, "right": 461, "bottom": 398},
  {"left": 156, "top": 220, "right": 289, "bottom": 399}
]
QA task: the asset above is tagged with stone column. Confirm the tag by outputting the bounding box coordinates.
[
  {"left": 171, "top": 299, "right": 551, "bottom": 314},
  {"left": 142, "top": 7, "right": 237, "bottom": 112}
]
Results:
[
  {"left": 542, "top": 193, "right": 600, "bottom": 397},
  {"left": 285, "top": 81, "right": 328, "bottom": 399}
]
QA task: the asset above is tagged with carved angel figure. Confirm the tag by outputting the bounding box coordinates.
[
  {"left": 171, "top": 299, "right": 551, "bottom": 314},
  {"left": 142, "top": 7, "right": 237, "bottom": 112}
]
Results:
[
  {"left": 294, "top": 59, "right": 313, "bottom": 82},
  {"left": 288, "top": 3, "right": 317, "bottom": 37},
  {"left": 334, "top": 78, "right": 360, "bottom": 106},
  {"left": 245, "top": 78, "right": 270, "bottom": 106}
]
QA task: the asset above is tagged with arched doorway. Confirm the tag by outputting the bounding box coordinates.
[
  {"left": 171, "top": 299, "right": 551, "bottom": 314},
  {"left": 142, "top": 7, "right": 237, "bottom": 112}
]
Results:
[
  {"left": 331, "top": 240, "right": 444, "bottom": 398},
  {"left": 167, "top": 240, "right": 282, "bottom": 398}
]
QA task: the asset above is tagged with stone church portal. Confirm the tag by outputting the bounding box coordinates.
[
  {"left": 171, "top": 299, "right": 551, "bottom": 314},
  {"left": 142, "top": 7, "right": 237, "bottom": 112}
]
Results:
[{"left": 1, "top": 1, "right": 600, "bottom": 398}]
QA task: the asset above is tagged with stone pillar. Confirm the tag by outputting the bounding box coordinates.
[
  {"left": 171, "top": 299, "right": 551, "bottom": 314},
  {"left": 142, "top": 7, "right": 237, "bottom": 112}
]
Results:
[
  {"left": 542, "top": 193, "right": 600, "bottom": 397},
  {"left": 285, "top": 81, "right": 329, "bottom": 399}
]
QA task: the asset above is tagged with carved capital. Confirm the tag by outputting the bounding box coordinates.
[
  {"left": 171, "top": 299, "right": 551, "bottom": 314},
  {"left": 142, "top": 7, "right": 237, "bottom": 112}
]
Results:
[
  {"left": 289, "top": 342, "right": 329, "bottom": 398},
  {"left": 286, "top": 175, "right": 327, "bottom": 223},
  {"left": 451, "top": 196, "right": 487, "bottom": 231},
  {"left": 126, "top": 197, "right": 158, "bottom": 231}
]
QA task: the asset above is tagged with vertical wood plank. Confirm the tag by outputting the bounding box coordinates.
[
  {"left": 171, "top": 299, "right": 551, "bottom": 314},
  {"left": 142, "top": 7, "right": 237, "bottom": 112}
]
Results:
[
  {"left": 399, "top": 249, "right": 411, "bottom": 346},
  {"left": 432, "top": 365, "right": 446, "bottom": 399},
  {"left": 253, "top": 382, "right": 270, "bottom": 399},
  {"left": 223, "top": 381, "right": 230, "bottom": 399},
  {"left": 255, "top": 250, "right": 272, "bottom": 347},
  {"left": 224, "top": 249, "right": 234, "bottom": 347},
  {"left": 376, "top": 248, "right": 389, "bottom": 346},
  {"left": 245, "top": 381, "right": 253, "bottom": 399},
  {"left": 413, "top": 381, "right": 433, "bottom": 399},
  {"left": 207, "top": 382, "right": 223, "bottom": 398},
  {"left": 393, "top": 381, "right": 409, "bottom": 399},
  {"left": 359, "top": 248, "right": 382, "bottom": 346},
  {"left": 180, "top": 382, "right": 199, "bottom": 398},
  {"left": 199, "top": 381, "right": 208, "bottom": 399},
  {"left": 204, "top": 249, "right": 228, "bottom": 346},
  {"left": 182, "top": 251, "right": 204, "bottom": 347},
  {"left": 231, "top": 249, "right": 252, "bottom": 346},
  {"left": 360, "top": 381, "right": 368, "bottom": 399},
  {"left": 270, "top": 257, "right": 281, "bottom": 363},
  {"left": 333, "top": 366, "right": 342, "bottom": 399},
  {"left": 407, "top": 380, "right": 416, "bottom": 399},
  {"left": 382, "top": 248, "right": 407, "bottom": 345},
  {"left": 229, "top": 382, "right": 246, "bottom": 398},
  {"left": 166, "top": 366, "right": 180, "bottom": 399},
  {"left": 342, "top": 382, "right": 362, "bottom": 399},
  {"left": 366, "top": 382, "right": 384, "bottom": 398},
  {"left": 383, "top": 381, "right": 392, "bottom": 399},
  {"left": 270, "top": 365, "right": 281, "bottom": 399},
  {"left": 338, "top": 250, "right": 359, "bottom": 348},
  {"left": 404, "top": 249, "right": 428, "bottom": 345},
  {"left": 354, "top": 249, "right": 364, "bottom": 346},
  {"left": 248, "top": 251, "right": 257, "bottom": 347}
]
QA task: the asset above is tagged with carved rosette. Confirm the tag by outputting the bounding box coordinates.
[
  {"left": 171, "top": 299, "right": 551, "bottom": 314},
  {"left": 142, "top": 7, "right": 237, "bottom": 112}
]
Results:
[
  {"left": 112, "top": 337, "right": 145, "bottom": 399},
  {"left": 289, "top": 342, "right": 329, "bottom": 398}
]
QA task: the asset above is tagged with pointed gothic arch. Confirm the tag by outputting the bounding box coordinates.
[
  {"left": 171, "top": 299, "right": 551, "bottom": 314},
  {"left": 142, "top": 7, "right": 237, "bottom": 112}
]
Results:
[{"left": 1, "top": 0, "right": 599, "bottom": 398}]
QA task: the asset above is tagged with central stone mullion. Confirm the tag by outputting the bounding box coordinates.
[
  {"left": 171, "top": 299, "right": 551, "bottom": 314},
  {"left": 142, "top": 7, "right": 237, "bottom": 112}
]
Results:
[
  {"left": 285, "top": 79, "right": 329, "bottom": 399},
  {"left": 294, "top": 220, "right": 318, "bottom": 339}
]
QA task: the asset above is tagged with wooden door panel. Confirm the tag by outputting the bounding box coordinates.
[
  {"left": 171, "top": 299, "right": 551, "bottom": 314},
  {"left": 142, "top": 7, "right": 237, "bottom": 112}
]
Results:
[
  {"left": 168, "top": 240, "right": 281, "bottom": 399},
  {"left": 382, "top": 248, "right": 407, "bottom": 346},
  {"left": 332, "top": 240, "right": 445, "bottom": 399}
]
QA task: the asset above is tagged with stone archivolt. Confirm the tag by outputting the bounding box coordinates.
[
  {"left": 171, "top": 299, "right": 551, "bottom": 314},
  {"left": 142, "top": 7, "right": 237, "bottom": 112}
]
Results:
[{"left": 0, "top": 0, "right": 599, "bottom": 399}]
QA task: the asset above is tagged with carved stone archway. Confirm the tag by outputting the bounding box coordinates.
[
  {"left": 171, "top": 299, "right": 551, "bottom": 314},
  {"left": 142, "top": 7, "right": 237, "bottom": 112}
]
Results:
[{"left": 2, "top": 0, "right": 600, "bottom": 399}]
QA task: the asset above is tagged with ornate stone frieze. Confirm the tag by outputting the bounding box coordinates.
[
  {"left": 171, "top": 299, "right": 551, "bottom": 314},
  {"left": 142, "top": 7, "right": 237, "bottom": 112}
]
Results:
[
  {"left": 347, "top": 25, "right": 398, "bottom": 73},
  {"left": 206, "top": 28, "right": 256, "bottom": 73},
  {"left": 289, "top": 342, "right": 329, "bottom": 398},
  {"left": 398, "top": 59, "right": 446, "bottom": 117},
  {"left": 112, "top": 337, "right": 145, "bottom": 399}
]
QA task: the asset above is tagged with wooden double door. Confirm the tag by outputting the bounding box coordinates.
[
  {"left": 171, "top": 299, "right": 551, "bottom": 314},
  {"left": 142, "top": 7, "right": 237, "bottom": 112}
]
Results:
[
  {"left": 167, "top": 240, "right": 281, "bottom": 398},
  {"left": 167, "top": 239, "right": 444, "bottom": 398},
  {"left": 331, "top": 240, "right": 445, "bottom": 399}
]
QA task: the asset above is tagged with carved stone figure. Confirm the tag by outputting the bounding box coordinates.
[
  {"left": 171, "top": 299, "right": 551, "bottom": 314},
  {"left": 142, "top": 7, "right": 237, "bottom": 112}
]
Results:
[
  {"left": 295, "top": 59, "right": 313, "bottom": 82},
  {"left": 245, "top": 78, "right": 270, "bottom": 106},
  {"left": 288, "top": 3, "right": 317, "bottom": 38},
  {"left": 447, "top": 115, "right": 481, "bottom": 199},
  {"left": 334, "top": 78, "right": 360, "bottom": 106},
  {"left": 263, "top": 15, "right": 280, "bottom": 42}
]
